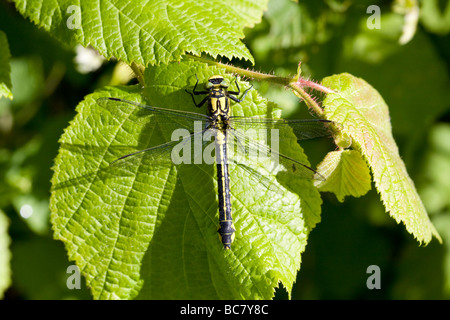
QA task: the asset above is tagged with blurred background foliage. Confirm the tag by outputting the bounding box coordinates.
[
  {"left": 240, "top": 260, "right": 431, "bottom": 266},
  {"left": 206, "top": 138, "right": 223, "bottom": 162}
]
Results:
[{"left": 0, "top": 0, "right": 449, "bottom": 299}]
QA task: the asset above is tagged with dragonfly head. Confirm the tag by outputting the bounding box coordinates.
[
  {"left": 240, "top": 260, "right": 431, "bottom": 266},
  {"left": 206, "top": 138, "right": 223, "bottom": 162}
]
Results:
[{"left": 207, "top": 75, "right": 229, "bottom": 89}]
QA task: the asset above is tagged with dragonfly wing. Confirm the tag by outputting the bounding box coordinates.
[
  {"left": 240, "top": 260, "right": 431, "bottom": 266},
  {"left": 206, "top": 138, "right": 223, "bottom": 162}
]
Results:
[
  {"left": 110, "top": 130, "right": 208, "bottom": 169},
  {"left": 230, "top": 116, "right": 332, "bottom": 141},
  {"left": 97, "top": 97, "right": 210, "bottom": 134},
  {"left": 286, "top": 119, "right": 332, "bottom": 140},
  {"left": 231, "top": 161, "right": 285, "bottom": 194},
  {"left": 228, "top": 127, "right": 325, "bottom": 181}
]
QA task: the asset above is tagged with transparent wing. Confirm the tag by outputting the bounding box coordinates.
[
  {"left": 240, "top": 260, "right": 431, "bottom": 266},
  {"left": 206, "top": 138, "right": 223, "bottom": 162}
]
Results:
[
  {"left": 97, "top": 97, "right": 326, "bottom": 190},
  {"left": 230, "top": 116, "right": 332, "bottom": 141},
  {"left": 97, "top": 97, "right": 210, "bottom": 134},
  {"left": 227, "top": 127, "right": 325, "bottom": 181},
  {"left": 109, "top": 130, "right": 211, "bottom": 168},
  {"left": 230, "top": 161, "right": 286, "bottom": 194}
]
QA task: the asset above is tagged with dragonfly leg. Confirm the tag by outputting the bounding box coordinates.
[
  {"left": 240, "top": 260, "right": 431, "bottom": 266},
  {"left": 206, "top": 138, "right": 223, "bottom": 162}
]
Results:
[
  {"left": 229, "top": 84, "right": 253, "bottom": 103},
  {"left": 186, "top": 74, "right": 209, "bottom": 108},
  {"left": 227, "top": 77, "right": 240, "bottom": 95},
  {"left": 186, "top": 90, "right": 209, "bottom": 108},
  {"left": 192, "top": 74, "right": 209, "bottom": 95}
]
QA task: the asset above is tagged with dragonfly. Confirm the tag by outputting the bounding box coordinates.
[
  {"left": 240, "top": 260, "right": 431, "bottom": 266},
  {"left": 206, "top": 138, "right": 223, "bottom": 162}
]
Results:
[{"left": 97, "top": 75, "right": 332, "bottom": 249}]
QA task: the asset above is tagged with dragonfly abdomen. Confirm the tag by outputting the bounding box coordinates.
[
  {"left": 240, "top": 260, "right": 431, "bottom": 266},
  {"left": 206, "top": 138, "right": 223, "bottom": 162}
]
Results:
[{"left": 215, "top": 130, "right": 235, "bottom": 249}]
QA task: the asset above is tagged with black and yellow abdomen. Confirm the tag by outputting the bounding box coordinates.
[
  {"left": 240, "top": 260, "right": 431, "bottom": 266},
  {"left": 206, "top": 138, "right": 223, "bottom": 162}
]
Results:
[{"left": 215, "top": 130, "right": 235, "bottom": 249}]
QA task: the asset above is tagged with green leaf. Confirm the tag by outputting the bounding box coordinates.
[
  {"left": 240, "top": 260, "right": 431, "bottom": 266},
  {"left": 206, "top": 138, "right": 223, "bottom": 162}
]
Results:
[
  {"left": 314, "top": 149, "right": 371, "bottom": 202},
  {"left": 50, "top": 60, "right": 322, "bottom": 299},
  {"left": 11, "top": 0, "right": 268, "bottom": 66},
  {"left": 418, "top": 123, "right": 450, "bottom": 214},
  {"left": 0, "top": 30, "right": 12, "bottom": 100},
  {"left": 0, "top": 210, "right": 11, "bottom": 298},
  {"left": 420, "top": 0, "right": 450, "bottom": 35},
  {"left": 322, "top": 73, "right": 441, "bottom": 245},
  {"left": 338, "top": 15, "right": 449, "bottom": 141}
]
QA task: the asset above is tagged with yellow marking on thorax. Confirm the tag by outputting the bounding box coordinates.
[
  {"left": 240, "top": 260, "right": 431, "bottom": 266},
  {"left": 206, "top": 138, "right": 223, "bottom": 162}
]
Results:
[{"left": 210, "top": 97, "right": 218, "bottom": 114}]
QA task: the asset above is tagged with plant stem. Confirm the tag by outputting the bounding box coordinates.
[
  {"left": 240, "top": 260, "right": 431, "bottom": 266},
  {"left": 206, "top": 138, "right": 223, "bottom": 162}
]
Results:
[
  {"left": 130, "top": 62, "right": 145, "bottom": 86},
  {"left": 288, "top": 82, "right": 324, "bottom": 117},
  {"left": 186, "top": 54, "right": 290, "bottom": 85},
  {"left": 186, "top": 54, "right": 328, "bottom": 117}
]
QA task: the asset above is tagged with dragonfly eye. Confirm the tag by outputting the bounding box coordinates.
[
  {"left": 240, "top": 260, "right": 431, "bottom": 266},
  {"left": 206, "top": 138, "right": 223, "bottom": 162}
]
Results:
[{"left": 208, "top": 75, "right": 226, "bottom": 87}]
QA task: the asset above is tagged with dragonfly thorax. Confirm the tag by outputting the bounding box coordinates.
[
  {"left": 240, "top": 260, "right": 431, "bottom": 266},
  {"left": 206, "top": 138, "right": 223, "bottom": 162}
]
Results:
[
  {"left": 208, "top": 89, "right": 231, "bottom": 119},
  {"left": 209, "top": 113, "right": 230, "bottom": 131}
]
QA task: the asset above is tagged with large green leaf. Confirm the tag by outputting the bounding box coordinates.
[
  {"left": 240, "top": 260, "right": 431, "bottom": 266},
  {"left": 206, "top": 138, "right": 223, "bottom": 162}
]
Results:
[
  {"left": 11, "top": 0, "right": 268, "bottom": 65},
  {"left": 0, "top": 30, "right": 12, "bottom": 100},
  {"left": 50, "top": 60, "right": 322, "bottom": 299},
  {"left": 322, "top": 73, "right": 441, "bottom": 245},
  {"left": 314, "top": 149, "right": 371, "bottom": 202}
]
